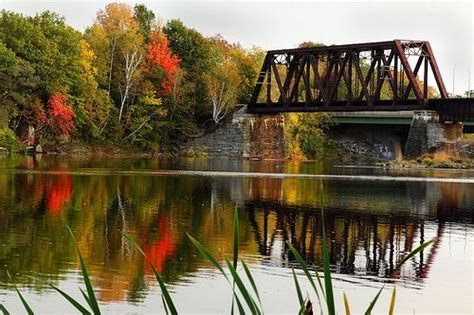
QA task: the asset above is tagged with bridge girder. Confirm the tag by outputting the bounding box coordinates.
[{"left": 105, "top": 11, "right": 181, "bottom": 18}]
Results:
[{"left": 248, "top": 40, "right": 448, "bottom": 112}]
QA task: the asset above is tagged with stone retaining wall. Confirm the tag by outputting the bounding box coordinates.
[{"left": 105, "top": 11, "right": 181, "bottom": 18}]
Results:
[{"left": 179, "top": 107, "right": 286, "bottom": 158}]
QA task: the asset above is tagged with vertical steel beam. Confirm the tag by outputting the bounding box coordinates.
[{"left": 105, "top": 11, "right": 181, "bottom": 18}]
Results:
[
  {"left": 424, "top": 42, "right": 448, "bottom": 98},
  {"left": 394, "top": 40, "right": 424, "bottom": 105}
]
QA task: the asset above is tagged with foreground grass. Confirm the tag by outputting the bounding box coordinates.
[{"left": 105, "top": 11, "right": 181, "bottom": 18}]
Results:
[{"left": 3, "top": 184, "right": 433, "bottom": 314}]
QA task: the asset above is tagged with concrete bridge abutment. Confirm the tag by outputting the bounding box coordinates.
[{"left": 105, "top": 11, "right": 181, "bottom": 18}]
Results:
[
  {"left": 404, "top": 110, "right": 463, "bottom": 158},
  {"left": 180, "top": 106, "right": 465, "bottom": 161}
]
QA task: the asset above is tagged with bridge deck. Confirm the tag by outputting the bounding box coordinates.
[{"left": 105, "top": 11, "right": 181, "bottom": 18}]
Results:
[{"left": 247, "top": 98, "right": 474, "bottom": 122}]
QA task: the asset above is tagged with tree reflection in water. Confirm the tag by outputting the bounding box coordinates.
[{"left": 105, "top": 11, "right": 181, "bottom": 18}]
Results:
[{"left": 0, "top": 155, "right": 472, "bottom": 308}]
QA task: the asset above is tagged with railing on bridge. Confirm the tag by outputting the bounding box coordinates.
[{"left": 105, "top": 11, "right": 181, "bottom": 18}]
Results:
[
  {"left": 247, "top": 40, "right": 474, "bottom": 122},
  {"left": 429, "top": 98, "right": 474, "bottom": 122}
]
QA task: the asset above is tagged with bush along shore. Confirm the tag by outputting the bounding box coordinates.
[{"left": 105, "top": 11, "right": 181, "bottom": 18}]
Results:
[{"left": 1, "top": 185, "right": 434, "bottom": 314}]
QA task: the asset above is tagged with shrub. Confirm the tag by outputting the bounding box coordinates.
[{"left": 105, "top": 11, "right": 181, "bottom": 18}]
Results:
[{"left": 0, "top": 127, "right": 20, "bottom": 152}]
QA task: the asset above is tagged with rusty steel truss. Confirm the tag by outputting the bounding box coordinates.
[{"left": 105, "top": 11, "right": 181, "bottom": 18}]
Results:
[{"left": 248, "top": 40, "right": 450, "bottom": 113}]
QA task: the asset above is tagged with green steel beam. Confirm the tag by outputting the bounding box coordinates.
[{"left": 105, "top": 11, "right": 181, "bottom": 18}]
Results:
[{"left": 334, "top": 117, "right": 413, "bottom": 125}]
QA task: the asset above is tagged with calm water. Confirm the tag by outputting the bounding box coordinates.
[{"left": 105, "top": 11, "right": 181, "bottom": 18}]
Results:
[{"left": 0, "top": 156, "right": 472, "bottom": 314}]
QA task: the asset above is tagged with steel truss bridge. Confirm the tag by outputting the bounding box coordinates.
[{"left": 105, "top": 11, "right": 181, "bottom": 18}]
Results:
[{"left": 247, "top": 40, "right": 473, "bottom": 122}]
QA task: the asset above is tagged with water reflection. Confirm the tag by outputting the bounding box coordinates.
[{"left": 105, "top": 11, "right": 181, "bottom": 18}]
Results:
[
  {"left": 246, "top": 202, "right": 447, "bottom": 283},
  {"left": 0, "top": 156, "right": 472, "bottom": 310}
]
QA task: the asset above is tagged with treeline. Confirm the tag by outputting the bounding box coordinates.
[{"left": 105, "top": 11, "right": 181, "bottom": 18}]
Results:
[{"left": 0, "top": 4, "right": 264, "bottom": 151}]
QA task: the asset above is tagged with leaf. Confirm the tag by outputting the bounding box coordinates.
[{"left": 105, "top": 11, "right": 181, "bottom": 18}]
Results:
[
  {"left": 287, "top": 243, "right": 323, "bottom": 309},
  {"left": 343, "top": 292, "right": 350, "bottom": 315},
  {"left": 0, "top": 304, "right": 10, "bottom": 315},
  {"left": 396, "top": 240, "right": 435, "bottom": 270},
  {"left": 6, "top": 271, "right": 33, "bottom": 315},
  {"left": 319, "top": 182, "right": 335, "bottom": 315},
  {"left": 161, "top": 295, "right": 169, "bottom": 315},
  {"left": 79, "top": 288, "right": 93, "bottom": 310},
  {"left": 50, "top": 285, "right": 91, "bottom": 314},
  {"left": 224, "top": 257, "right": 260, "bottom": 314},
  {"left": 120, "top": 232, "right": 145, "bottom": 256},
  {"left": 297, "top": 298, "right": 308, "bottom": 315},
  {"left": 187, "top": 233, "right": 228, "bottom": 280},
  {"left": 364, "top": 285, "right": 384, "bottom": 315},
  {"left": 120, "top": 232, "right": 177, "bottom": 315},
  {"left": 292, "top": 268, "right": 304, "bottom": 311},
  {"left": 314, "top": 270, "right": 326, "bottom": 300},
  {"left": 186, "top": 233, "right": 246, "bottom": 314},
  {"left": 231, "top": 206, "right": 239, "bottom": 314},
  {"left": 233, "top": 206, "right": 239, "bottom": 269},
  {"left": 15, "top": 288, "right": 34, "bottom": 315},
  {"left": 67, "top": 227, "right": 100, "bottom": 314},
  {"left": 242, "top": 260, "right": 262, "bottom": 306},
  {"left": 150, "top": 264, "right": 178, "bottom": 315},
  {"left": 388, "top": 287, "right": 396, "bottom": 315}
]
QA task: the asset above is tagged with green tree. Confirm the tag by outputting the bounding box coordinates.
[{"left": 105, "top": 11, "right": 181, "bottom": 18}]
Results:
[{"left": 134, "top": 4, "right": 156, "bottom": 43}]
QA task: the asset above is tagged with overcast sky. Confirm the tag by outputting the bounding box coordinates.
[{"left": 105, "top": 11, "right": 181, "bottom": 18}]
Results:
[{"left": 3, "top": 0, "right": 473, "bottom": 95}]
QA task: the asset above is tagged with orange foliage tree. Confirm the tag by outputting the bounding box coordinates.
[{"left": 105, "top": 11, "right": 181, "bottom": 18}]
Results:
[{"left": 146, "top": 32, "right": 181, "bottom": 95}]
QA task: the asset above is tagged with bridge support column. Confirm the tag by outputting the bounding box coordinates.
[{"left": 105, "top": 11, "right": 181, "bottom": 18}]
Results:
[{"left": 404, "top": 110, "right": 463, "bottom": 158}]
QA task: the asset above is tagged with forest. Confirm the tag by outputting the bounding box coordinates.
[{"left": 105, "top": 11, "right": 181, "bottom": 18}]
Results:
[{"left": 0, "top": 3, "right": 266, "bottom": 152}]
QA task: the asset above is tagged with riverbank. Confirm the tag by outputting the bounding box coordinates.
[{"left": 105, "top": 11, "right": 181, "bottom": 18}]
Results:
[{"left": 1, "top": 139, "right": 473, "bottom": 169}]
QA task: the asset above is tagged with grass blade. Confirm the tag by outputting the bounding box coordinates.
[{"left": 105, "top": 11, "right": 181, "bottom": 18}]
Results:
[
  {"left": 242, "top": 260, "right": 262, "bottom": 306},
  {"left": 6, "top": 272, "right": 33, "bottom": 315},
  {"left": 187, "top": 233, "right": 228, "bottom": 280},
  {"left": 231, "top": 206, "right": 239, "bottom": 315},
  {"left": 364, "top": 285, "right": 384, "bottom": 315},
  {"left": 292, "top": 268, "right": 304, "bottom": 311},
  {"left": 15, "top": 288, "right": 33, "bottom": 315},
  {"left": 224, "top": 257, "right": 260, "bottom": 314},
  {"left": 67, "top": 227, "right": 100, "bottom": 315},
  {"left": 396, "top": 240, "right": 435, "bottom": 269},
  {"left": 233, "top": 206, "right": 239, "bottom": 269},
  {"left": 314, "top": 270, "right": 326, "bottom": 300},
  {"left": 297, "top": 298, "right": 307, "bottom": 315},
  {"left": 50, "top": 285, "right": 91, "bottom": 314},
  {"left": 343, "top": 292, "right": 350, "bottom": 315},
  {"left": 319, "top": 182, "right": 335, "bottom": 315},
  {"left": 161, "top": 294, "right": 169, "bottom": 315},
  {"left": 121, "top": 232, "right": 178, "bottom": 315},
  {"left": 288, "top": 242, "right": 323, "bottom": 308},
  {"left": 388, "top": 287, "right": 396, "bottom": 315},
  {"left": 150, "top": 264, "right": 178, "bottom": 315},
  {"left": 186, "top": 233, "right": 246, "bottom": 314},
  {"left": 79, "top": 288, "right": 93, "bottom": 310},
  {"left": 120, "top": 232, "right": 145, "bottom": 256},
  {"left": 0, "top": 304, "right": 10, "bottom": 315}
]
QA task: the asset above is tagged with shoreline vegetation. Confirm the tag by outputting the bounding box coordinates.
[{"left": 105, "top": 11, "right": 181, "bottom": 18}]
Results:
[
  {"left": 1, "top": 4, "right": 471, "bottom": 169},
  {"left": 1, "top": 187, "right": 434, "bottom": 315}
]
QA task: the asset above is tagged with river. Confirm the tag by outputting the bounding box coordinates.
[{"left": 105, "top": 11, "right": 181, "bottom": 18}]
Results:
[{"left": 0, "top": 156, "right": 472, "bottom": 314}]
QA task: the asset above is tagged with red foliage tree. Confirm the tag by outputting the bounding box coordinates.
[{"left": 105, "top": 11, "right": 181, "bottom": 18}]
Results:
[
  {"left": 47, "top": 93, "right": 75, "bottom": 136},
  {"left": 147, "top": 32, "right": 181, "bottom": 94}
]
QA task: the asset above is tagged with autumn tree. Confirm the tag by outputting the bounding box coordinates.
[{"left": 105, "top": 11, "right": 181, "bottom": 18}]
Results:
[
  {"left": 96, "top": 3, "right": 139, "bottom": 94},
  {"left": 206, "top": 36, "right": 241, "bottom": 124},
  {"left": 46, "top": 94, "right": 75, "bottom": 137},
  {"left": 146, "top": 31, "right": 181, "bottom": 95}
]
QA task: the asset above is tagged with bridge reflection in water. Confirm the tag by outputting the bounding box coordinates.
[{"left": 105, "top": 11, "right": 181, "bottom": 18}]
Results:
[
  {"left": 236, "top": 172, "right": 472, "bottom": 283},
  {"left": 246, "top": 202, "right": 444, "bottom": 282}
]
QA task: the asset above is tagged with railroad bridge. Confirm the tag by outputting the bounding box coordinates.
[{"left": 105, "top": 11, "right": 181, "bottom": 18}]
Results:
[
  {"left": 182, "top": 40, "right": 473, "bottom": 159},
  {"left": 247, "top": 40, "right": 473, "bottom": 123}
]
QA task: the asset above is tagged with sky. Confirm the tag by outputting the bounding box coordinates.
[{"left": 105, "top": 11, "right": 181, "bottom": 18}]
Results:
[{"left": 2, "top": 0, "right": 473, "bottom": 96}]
